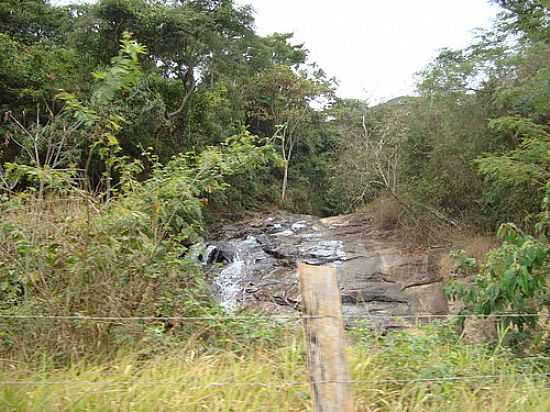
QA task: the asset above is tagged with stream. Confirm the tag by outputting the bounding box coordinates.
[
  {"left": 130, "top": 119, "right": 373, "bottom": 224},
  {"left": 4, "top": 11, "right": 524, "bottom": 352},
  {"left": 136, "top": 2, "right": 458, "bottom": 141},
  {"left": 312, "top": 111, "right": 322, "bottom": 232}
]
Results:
[{"left": 201, "top": 211, "right": 449, "bottom": 328}]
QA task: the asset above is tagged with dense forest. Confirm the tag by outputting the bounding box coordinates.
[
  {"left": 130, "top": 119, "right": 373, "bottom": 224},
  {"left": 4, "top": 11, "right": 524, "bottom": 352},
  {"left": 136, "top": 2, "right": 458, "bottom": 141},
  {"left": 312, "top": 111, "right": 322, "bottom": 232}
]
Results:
[
  {"left": 1, "top": 1, "right": 548, "bottom": 220},
  {"left": 0, "top": 1, "right": 548, "bottom": 411}
]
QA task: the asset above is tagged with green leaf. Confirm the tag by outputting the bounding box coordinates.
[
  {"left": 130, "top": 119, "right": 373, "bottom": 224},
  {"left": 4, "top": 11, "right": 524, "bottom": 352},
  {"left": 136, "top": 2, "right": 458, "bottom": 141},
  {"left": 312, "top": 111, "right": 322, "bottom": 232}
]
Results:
[{"left": 106, "top": 134, "right": 119, "bottom": 146}]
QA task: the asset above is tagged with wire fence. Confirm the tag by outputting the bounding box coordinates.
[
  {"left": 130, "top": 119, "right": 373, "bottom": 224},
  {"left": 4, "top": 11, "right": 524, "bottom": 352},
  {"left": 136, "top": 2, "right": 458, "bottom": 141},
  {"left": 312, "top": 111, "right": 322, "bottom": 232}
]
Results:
[
  {"left": 0, "top": 312, "right": 544, "bottom": 322},
  {"left": 0, "top": 312, "right": 548, "bottom": 391},
  {"left": 1, "top": 373, "right": 549, "bottom": 387}
]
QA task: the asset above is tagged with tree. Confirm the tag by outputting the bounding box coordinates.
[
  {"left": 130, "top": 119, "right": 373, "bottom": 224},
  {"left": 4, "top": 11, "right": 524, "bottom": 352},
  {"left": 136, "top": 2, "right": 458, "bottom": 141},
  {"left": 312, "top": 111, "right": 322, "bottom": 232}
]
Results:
[
  {"left": 0, "top": 0, "right": 68, "bottom": 44},
  {"left": 73, "top": 0, "right": 255, "bottom": 123},
  {"left": 492, "top": 0, "right": 550, "bottom": 42},
  {"left": 245, "top": 65, "right": 332, "bottom": 203},
  {"left": 334, "top": 100, "right": 411, "bottom": 205},
  {"left": 475, "top": 117, "right": 550, "bottom": 226},
  {"left": 56, "top": 32, "right": 147, "bottom": 197}
]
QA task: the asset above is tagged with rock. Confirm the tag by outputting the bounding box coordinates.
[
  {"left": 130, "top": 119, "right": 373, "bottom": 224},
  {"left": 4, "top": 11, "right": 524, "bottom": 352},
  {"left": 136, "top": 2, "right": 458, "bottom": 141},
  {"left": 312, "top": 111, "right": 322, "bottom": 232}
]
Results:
[
  {"left": 204, "top": 211, "right": 449, "bottom": 327},
  {"left": 404, "top": 283, "right": 449, "bottom": 315},
  {"left": 461, "top": 316, "right": 498, "bottom": 344}
]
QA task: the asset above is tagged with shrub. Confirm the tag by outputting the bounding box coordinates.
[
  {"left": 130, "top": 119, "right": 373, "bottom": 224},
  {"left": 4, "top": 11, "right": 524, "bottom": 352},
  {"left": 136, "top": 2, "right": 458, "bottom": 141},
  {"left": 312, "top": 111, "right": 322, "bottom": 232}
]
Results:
[
  {"left": 445, "top": 186, "right": 549, "bottom": 332},
  {"left": 0, "top": 128, "right": 278, "bottom": 364},
  {"left": 367, "top": 193, "right": 402, "bottom": 230}
]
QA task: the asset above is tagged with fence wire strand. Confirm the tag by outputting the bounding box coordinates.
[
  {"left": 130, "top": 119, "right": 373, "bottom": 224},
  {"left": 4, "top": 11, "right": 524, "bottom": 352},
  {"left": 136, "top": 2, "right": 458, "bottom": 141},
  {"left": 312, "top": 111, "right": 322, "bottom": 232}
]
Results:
[
  {"left": 1, "top": 373, "right": 548, "bottom": 387},
  {"left": 0, "top": 313, "right": 544, "bottom": 322},
  {"left": 1, "top": 312, "right": 547, "bottom": 393}
]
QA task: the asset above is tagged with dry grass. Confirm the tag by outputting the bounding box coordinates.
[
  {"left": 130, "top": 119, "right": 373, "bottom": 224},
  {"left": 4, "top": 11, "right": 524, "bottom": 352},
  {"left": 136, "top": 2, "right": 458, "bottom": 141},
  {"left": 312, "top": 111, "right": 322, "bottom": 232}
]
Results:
[
  {"left": 439, "top": 253, "right": 454, "bottom": 279},
  {"left": 366, "top": 194, "right": 402, "bottom": 230},
  {"left": 1, "top": 324, "right": 548, "bottom": 412},
  {"left": 463, "top": 235, "right": 499, "bottom": 263},
  {"left": 1, "top": 194, "right": 96, "bottom": 240},
  {"left": 439, "top": 233, "right": 499, "bottom": 279}
]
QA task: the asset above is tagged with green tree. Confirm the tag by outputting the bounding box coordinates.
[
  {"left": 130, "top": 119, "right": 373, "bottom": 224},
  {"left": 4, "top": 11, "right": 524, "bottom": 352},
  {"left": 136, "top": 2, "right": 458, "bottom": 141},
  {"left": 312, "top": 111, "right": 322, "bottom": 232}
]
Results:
[{"left": 246, "top": 65, "right": 332, "bottom": 203}]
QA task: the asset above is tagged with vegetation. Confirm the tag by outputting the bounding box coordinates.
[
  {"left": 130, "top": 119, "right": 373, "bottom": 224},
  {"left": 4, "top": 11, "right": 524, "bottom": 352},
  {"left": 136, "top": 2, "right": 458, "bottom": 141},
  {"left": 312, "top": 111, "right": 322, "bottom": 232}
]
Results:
[
  {"left": 1, "top": 323, "right": 548, "bottom": 411},
  {"left": 332, "top": 1, "right": 550, "bottom": 230},
  {"left": 0, "top": 0, "right": 548, "bottom": 410},
  {"left": 329, "top": 0, "right": 549, "bottom": 336}
]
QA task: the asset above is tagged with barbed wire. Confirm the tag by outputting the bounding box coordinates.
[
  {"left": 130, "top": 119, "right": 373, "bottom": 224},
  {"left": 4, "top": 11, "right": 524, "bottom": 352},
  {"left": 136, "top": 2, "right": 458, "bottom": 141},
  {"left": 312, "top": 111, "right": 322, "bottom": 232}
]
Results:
[
  {"left": 0, "top": 312, "right": 544, "bottom": 322},
  {"left": 328, "top": 373, "right": 550, "bottom": 385},
  {"left": 1, "top": 373, "right": 548, "bottom": 387},
  {"left": 2, "top": 356, "right": 547, "bottom": 368},
  {"left": 344, "top": 313, "right": 544, "bottom": 320},
  {"left": 0, "top": 314, "right": 299, "bottom": 322}
]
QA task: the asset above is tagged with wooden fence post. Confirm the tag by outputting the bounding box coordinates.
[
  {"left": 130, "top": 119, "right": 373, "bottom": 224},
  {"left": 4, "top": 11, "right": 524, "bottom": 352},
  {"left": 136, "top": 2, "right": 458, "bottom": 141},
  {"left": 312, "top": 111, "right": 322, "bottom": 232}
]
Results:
[{"left": 298, "top": 263, "right": 353, "bottom": 412}]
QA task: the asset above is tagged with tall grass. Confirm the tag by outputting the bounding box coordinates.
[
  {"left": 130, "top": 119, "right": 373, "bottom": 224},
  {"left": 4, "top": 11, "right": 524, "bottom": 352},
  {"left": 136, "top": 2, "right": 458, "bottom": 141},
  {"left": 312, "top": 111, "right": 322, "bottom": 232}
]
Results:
[
  {"left": 0, "top": 192, "right": 547, "bottom": 410},
  {"left": 1, "top": 323, "right": 548, "bottom": 411},
  {"left": 0, "top": 192, "right": 212, "bottom": 363}
]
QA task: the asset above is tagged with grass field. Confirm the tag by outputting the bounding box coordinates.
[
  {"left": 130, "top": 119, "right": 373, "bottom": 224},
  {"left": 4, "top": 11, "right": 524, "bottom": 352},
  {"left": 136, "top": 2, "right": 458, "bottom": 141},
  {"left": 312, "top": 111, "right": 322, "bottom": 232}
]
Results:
[{"left": 1, "top": 323, "right": 548, "bottom": 411}]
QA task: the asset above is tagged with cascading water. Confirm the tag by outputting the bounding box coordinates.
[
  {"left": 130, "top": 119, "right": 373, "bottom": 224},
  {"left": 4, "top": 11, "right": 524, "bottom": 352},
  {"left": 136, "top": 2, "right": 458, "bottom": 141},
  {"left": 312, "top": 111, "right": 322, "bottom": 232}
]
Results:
[
  {"left": 204, "top": 217, "right": 346, "bottom": 312},
  {"left": 201, "top": 211, "right": 449, "bottom": 328},
  {"left": 202, "top": 245, "right": 220, "bottom": 264},
  {"left": 215, "top": 251, "right": 244, "bottom": 311}
]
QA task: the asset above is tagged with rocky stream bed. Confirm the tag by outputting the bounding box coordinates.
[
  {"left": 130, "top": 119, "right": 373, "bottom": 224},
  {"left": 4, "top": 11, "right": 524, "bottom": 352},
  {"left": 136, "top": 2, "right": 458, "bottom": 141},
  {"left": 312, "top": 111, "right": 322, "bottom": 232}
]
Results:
[{"left": 201, "top": 212, "right": 449, "bottom": 329}]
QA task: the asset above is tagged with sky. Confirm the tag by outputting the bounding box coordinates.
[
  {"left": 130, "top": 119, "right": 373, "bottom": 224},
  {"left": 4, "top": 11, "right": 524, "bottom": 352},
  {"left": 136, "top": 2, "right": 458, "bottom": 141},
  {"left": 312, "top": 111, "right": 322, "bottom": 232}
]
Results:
[
  {"left": 54, "top": 0, "right": 501, "bottom": 102},
  {"left": 236, "top": 0, "right": 501, "bottom": 102}
]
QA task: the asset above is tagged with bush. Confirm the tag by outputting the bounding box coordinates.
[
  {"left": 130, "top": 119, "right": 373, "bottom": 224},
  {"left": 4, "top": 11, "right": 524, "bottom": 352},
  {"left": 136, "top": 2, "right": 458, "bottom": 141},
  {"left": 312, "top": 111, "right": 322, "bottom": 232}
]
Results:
[
  {"left": 0, "top": 131, "right": 278, "bottom": 363},
  {"left": 446, "top": 185, "right": 549, "bottom": 334},
  {"left": 367, "top": 194, "right": 402, "bottom": 230}
]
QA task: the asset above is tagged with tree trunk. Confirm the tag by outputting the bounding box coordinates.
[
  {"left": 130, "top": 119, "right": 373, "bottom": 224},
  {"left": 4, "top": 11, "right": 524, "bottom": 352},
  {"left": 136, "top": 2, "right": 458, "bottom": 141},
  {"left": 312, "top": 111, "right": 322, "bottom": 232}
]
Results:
[
  {"left": 167, "top": 67, "right": 196, "bottom": 119},
  {"left": 281, "top": 160, "right": 288, "bottom": 203}
]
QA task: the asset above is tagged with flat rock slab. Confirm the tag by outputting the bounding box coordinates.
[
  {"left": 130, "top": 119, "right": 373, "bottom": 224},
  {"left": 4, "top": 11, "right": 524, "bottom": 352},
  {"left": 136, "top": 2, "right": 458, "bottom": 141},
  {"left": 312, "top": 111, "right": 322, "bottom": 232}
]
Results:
[{"left": 204, "top": 211, "right": 448, "bottom": 327}]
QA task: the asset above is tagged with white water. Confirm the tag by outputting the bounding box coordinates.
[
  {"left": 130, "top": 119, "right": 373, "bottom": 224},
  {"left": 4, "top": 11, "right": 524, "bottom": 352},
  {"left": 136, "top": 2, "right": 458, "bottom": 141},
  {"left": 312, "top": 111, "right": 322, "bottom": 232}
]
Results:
[
  {"left": 215, "top": 253, "right": 244, "bottom": 311},
  {"left": 213, "top": 236, "right": 259, "bottom": 311},
  {"left": 211, "top": 218, "right": 346, "bottom": 311}
]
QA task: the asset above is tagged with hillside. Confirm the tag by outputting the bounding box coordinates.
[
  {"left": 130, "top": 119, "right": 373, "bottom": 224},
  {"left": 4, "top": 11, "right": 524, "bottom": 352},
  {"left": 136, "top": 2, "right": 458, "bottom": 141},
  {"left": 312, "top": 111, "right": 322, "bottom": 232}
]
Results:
[{"left": 0, "top": 1, "right": 548, "bottom": 411}]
